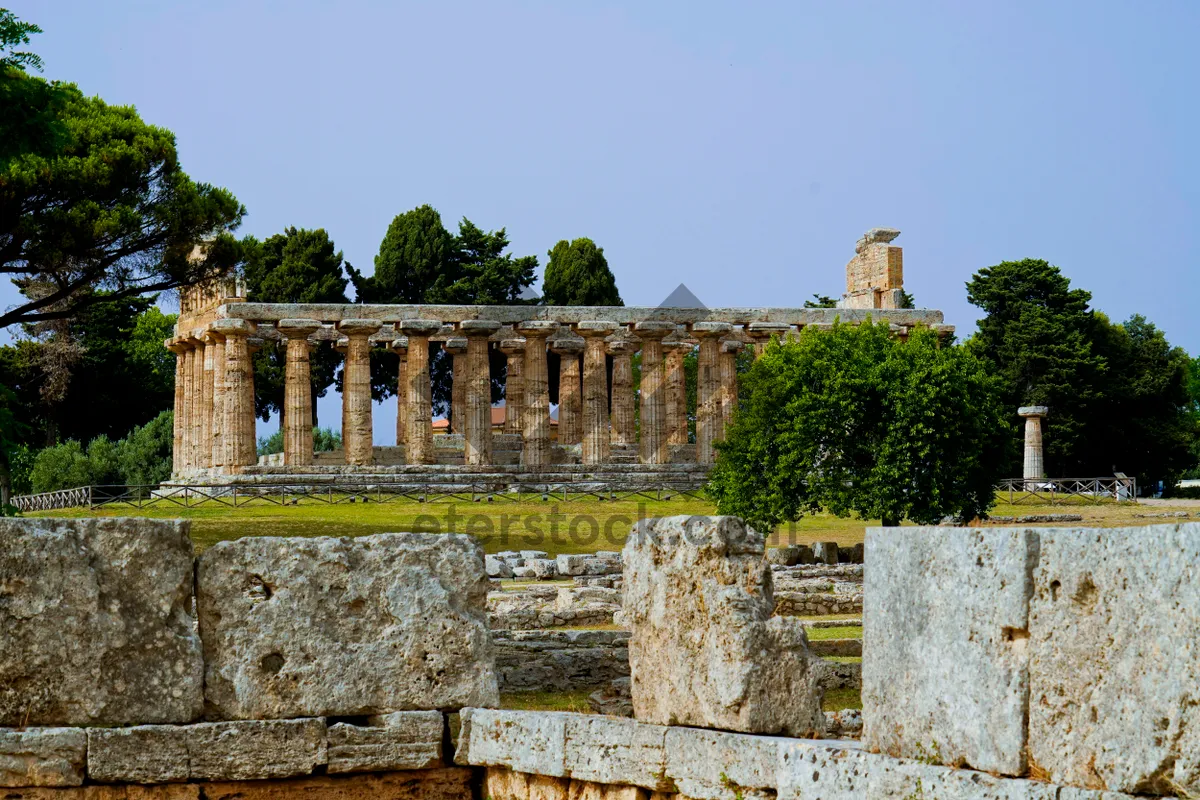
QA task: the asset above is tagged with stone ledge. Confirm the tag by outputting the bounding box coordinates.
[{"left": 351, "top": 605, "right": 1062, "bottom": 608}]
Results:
[{"left": 0, "top": 727, "right": 87, "bottom": 787}]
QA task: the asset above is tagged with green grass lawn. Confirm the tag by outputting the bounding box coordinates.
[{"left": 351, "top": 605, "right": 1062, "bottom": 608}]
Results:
[
  {"left": 28, "top": 492, "right": 1185, "bottom": 555},
  {"left": 805, "top": 625, "right": 863, "bottom": 641}
]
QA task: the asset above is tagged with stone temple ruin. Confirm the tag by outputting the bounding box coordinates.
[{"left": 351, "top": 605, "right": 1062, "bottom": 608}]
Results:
[
  {"left": 163, "top": 229, "right": 950, "bottom": 490},
  {"left": 2, "top": 513, "right": 1197, "bottom": 798}
]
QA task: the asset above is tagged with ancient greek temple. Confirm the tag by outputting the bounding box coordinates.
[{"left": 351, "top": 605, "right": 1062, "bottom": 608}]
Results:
[{"left": 164, "top": 228, "right": 950, "bottom": 482}]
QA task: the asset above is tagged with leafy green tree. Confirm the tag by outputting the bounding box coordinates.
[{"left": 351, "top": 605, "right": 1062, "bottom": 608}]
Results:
[
  {"left": 258, "top": 426, "right": 341, "bottom": 456},
  {"left": 0, "top": 8, "right": 42, "bottom": 71},
  {"left": 0, "top": 382, "right": 29, "bottom": 504},
  {"left": 242, "top": 228, "right": 350, "bottom": 423},
  {"left": 708, "top": 321, "right": 1012, "bottom": 529},
  {"left": 349, "top": 205, "right": 456, "bottom": 304},
  {"left": 0, "top": 9, "right": 69, "bottom": 164},
  {"left": 0, "top": 75, "right": 244, "bottom": 327},
  {"left": 542, "top": 238, "right": 622, "bottom": 306},
  {"left": 30, "top": 435, "right": 121, "bottom": 492},
  {"left": 116, "top": 410, "right": 174, "bottom": 487},
  {"left": 803, "top": 294, "right": 838, "bottom": 309}
]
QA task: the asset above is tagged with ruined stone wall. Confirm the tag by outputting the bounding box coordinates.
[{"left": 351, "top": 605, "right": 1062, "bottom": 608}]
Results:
[{"left": 840, "top": 227, "right": 905, "bottom": 310}]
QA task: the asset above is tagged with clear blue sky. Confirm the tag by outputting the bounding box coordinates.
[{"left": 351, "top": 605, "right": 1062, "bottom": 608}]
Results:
[{"left": 9, "top": 1, "right": 1199, "bottom": 440}]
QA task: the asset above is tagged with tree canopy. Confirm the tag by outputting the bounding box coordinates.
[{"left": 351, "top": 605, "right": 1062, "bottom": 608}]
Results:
[
  {"left": 708, "top": 321, "right": 1011, "bottom": 529},
  {"left": 541, "top": 238, "right": 622, "bottom": 306}
]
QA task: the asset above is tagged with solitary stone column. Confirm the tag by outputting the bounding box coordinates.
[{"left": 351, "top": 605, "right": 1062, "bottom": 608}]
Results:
[
  {"left": 391, "top": 337, "right": 408, "bottom": 448},
  {"left": 278, "top": 319, "right": 322, "bottom": 466},
  {"left": 719, "top": 337, "right": 744, "bottom": 434},
  {"left": 213, "top": 319, "right": 257, "bottom": 472},
  {"left": 551, "top": 336, "right": 583, "bottom": 445},
  {"left": 500, "top": 337, "right": 525, "bottom": 434},
  {"left": 401, "top": 320, "right": 441, "bottom": 465},
  {"left": 167, "top": 340, "right": 187, "bottom": 475},
  {"left": 461, "top": 320, "right": 501, "bottom": 466},
  {"left": 517, "top": 321, "right": 557, "bottom": 466},
  {"left": 209, "top": 332, "right": 227, "bottom": 471},
  {"left": 607, "top": 338, "right": 638, "bottom": 447},
  {"left": 664, "top": 338, "right": 691, "bottom": 449},
  {"left": 635, "top": 321, "right": 676, "bottom": 464},
  {"left": 189, "top": 335, "right": 205, "bottom": 470},
  {"left": 200, "top": 334, "right": 216, "bottom": 469},
  {"left": 338, "top": 320, "right": 382, "bottom": 467},
  {"left": 1018, "top": 406, "right": 1049, "bottom": 482},
  {"left": 747, "top": 321, "right": 793, "bottom": 358},
  {"left": 691, "top": 322, "right": 733, "bottom": 464},
  {"left": 575, "top": 321, "right": 619, "bottom": 464},
  {"left": 444, "top": 338, "right": 468, "bottom": 433}
]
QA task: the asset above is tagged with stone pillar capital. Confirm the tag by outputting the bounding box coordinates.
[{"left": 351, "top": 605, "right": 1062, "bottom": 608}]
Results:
[
  {"left": 746, "top": 321, "right": 793, "bottom": 341},
  {"left": 689, "top": 321, "right": 733, "bottom": 339},
  {"left": 1018, "top": 406, "right": 1049, "bottom": 419},
  {"left": 499, "top": 338, "right": 526, "bottom": 355},
  {"left": 212, "top": 318, "right": 256, "bottom": 338},
  {"left": 337, "top": 319, "right": 382, "bottom": 337},
  {"left": 548, "top": 337, "right": 584, "bottom": 356},
  {"left": 201, "top": 329, "right": 224, "bottom": 345},
  {"left": 573, "top": 320, "right": 620, "bottom": 338},
  {"left": 442, "top": 338, "right": 468, "bottom": 356},
  {"left": 516, "top": 320, "right": 559, "bottom": 339},
  {"left": 721, "top": 338, "right": 746, "bottom": 354},
  {"left": 165, "top": 337, "right": 190, "bottom": 353},
  {"left": 390, "top": 336, "right": 409, "bottom": 354},
  {"left": 277, "top": 318, "right": 323, "bottom": 340},
  {"left": 400, "top": 319, "right": 442, "bottom": 337},
  {"left": 606, "top": 339, "right": 639, "bottom": 356},
  {"left": 459, "top": 319, "right": 502, "bottom": 338},
  {"left": 633, "top": 320, "right": 677, "bottom": 340}
]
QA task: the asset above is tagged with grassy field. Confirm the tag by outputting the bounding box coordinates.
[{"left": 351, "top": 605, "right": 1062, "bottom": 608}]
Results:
[{"left": 28, "top": 493, "right": 1193, "bottom": 555}]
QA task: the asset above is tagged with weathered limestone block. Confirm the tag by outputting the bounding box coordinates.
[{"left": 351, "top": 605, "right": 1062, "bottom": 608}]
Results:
[
  {"left": 863, "top": 526, "right": 1034, "bottom": 777},
  {"left": 567, "top": 780, "right": 649, "bottom": 799},
  {"left": 622, "top": 516, "right": 825, "bottom": 736},
  {"left": 197, "top": 533, "right": 498, "bottom": 720},
  {"left": 563, "top": 715, "right": 667, "bottom": 790},
  {"left": 200, "top": 770, "right": 473, "bottom": 800},
  {"left": 486, "top": 767, "right": 531, "bottom": 799},
  {"left": 0, "top": 727, "right": 86, "bottom": 787},
  {"left": 0, "top": 786, "right": 200, "bottom": 799},
  {"left": 811, "top": 540, "right": 839, "bottom": 565},
  {"left": 487, "top": 554, "right": 515, "bottom": 578},
  {"left": 1028, "top": 524, "right": 1200, "bottom": 795},
  {"left": 455, "top": 708, "right": 566, "bottom": 776},
  {"left": 327, "top": 710, "right": 443, "bottom": 773},
  {"left": 664, "top": 726, "right": 787, "bottom": 800},
  {"left": 0, "top": 518, "right": 203, "bottom": 726},
  {"left": 87, "top": 718, "right": 325, "bottom": 783}
]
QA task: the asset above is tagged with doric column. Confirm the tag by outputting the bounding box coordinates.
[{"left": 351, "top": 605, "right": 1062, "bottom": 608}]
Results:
[
  {"left": 392, "top": 337, "right": 408, "bottom": 447},
  {"left": 208, "top": 333, "right": 227, "bottom": 471},
  {"left": 400, "top": 320, "right": 441, "bottom": 465},
  {"left": 517, "top": 321, "right": 558, "bottom": 466},
  {"left": 634, "top": 321, "right": 676, "bottom": 464},
  {"left": 461, "top": 320, "right": 502, "bottom": 466},
  {"left": 189, "top": 335, "right": 205, "bottom": 470},
  {"left": 574, "top": 321, "right": 619, "bottom": 464},
  {"left": 607, "top": 338, "right": 638, "bottom": 447},
  {"left": 212, "top": 319, "right": 257, "bottom": 473},
  {"left": 443, "top": 338, "right": 468, "bottom": 433},
  {"left": 719, "top": 337, "right": 744, "bottom": 434},
  {"left": 199, "top": 334, "right": 216, "bottom": 469},
  {"left": 663, "top": 337, "right": 691, "bottom": 448},
  {"left": 167, "top": 339, "right": 187, "bottom": 475},
  {"left": 747, "top": 321, "right": 794, "bottom": 358},
  {"left": 499, "top": 338, "right": 525, "bottom": 435},
  {"left": 1018, "top": 406, "right": 1049, "bottom": 482},
  {"left": 338, "top": 320, "right": 382, "bottom": 467},
  {"left": 550, "top": 336, "right": 583, "bottom": 445},
  {"left": 690, "top": 322, "right": 733, "bottom": 464},
  {"left": 179, "top": 341, "right": 195, "bottom": 472},
  {"left": 278, "top": 319, "right": 322, "bottom": 466}
]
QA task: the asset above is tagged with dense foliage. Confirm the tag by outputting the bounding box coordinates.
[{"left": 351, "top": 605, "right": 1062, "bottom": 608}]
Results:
[
  {"left": 257, "top": 426, "right": 342, "bottom": 457},
  {"left": 708, "top": 322, "right": 1012, "bottom": 529},
  {"left": 29, "top": 410, "right": 173, "bottom": 492},
  {"left": 542, "top": 238, "right": 622, "bottom": 306},
  {"left": 967, "top": 259, "right": 1197, "bottom": 487}
]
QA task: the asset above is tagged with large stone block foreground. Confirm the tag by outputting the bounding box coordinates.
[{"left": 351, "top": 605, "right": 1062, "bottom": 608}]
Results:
[
  {"left": 0, "top": 518, "right": 203, "bottom": 726},
  {"left": 197, "top": 533, "right": 499, "bottom": 719},
  {"left": 621, "top": 516, "right": 825, "bottom": 736},
  {"left": 865, "top": 523, "right": 1200, "bottom": 797}
]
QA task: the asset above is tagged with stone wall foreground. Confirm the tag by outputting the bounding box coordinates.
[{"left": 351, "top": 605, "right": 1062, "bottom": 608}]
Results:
[
  {"left": 865, "top": 523, "right": 1200, "bottom": 797},
  {"left": 621, "top": 515, "right": 825, "bottom": 737}
]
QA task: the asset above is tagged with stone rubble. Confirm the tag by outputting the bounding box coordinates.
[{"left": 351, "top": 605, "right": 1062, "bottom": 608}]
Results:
[{"left": 494, "top": 630, "right": 629, "bottom": 692}]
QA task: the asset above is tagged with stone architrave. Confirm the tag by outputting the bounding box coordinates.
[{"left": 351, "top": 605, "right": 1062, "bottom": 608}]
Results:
[
  {"left": 499, "top": 338, "right": 525, "bottom": 435},
  {"left": 607, "top": 338, "right": 638, "bottom": 448},
  {"left": 278, "top": 320, "right": 323, "bottom": 467},
  {"left": 574, "top": 322, "right": 619, "bottom": 465},
  {"left": 209, "top": 332, "right": 228, "bottom": 471},
  {"left": 461, "top": 320, "right": 502, "bottom": 466},
  {"left": 517, "top": 322, "right": 557, "bottom": 467},
  {"left": 746, "top": 321, "right": 793, "bottom": 359},
  {"left": 622, "top": 515, "right": 825, "bottom": 736},
  {"left": 633, "top": 322, "right": 675, "bottom": 464},
  {"left": 443, "top": 338, "right": 468, "bottom": 434},
  {"left": 167, "top": 340, "right": 188, "bottom": 475},
  {"left": 213, "top": 319, "right": 257, "bottom": 472},
  {"left": 338, "top": 320, "right": 382, "bottom": 466},
  {"left": 395, "top": 336, "right": 410, "bottom": 442},
  {"left": 401, "top": 321, "right": 442, "bottom": 465},
  {"left": 718, "top": 337, "right": 743, "bottom": 433},
  {"left": 197, "top": 532, "right": 499, "bottom": 720},
  {"left": 663, "top": 338, "right": 691, "bottom": 449},
  {"left": 1018, "top": 406, "right": 1048, "bottom": 482},
  {"left": 862, "top": 526, "right": 1035, "bottom": 777},
  {"left": 550, "top": 336, "right": 584, "bottom": 446},
  {"left": 189, "top": 335, "right": 205, "bottom": 470},
  {"left": 690, "top": 322, "right": 732, "bottom": 463},
  {"left": 0, "top": 518, "right": 203, "bottom": 726},
  {"left": 200, "top": 333, "right": 216, "bottom": 469}
]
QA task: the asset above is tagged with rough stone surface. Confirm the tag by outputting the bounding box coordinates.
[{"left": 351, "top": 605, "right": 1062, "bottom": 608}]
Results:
[
  {"left": 0, "top": 727, "right": 86, "bottom": 787},
  {"left": 664, "top": 726, "right": 784, "bottom": 799},
  {"left": 0, "top": 518, "right": 203, "bottom": 726},
  {"left": 588, "top": 677, "right": 633, "bottom": 718},
  {"left": 863, "top": 526, "right": 1035, "bottom": 777},
  {"left": 87, "top": 718, "right": 326, "bottom": 783},
  {"left": 201, "top": 770, "right": 473, "bottom": 800},
  {"left": 1029, "top": 524, "right": 1200, "bottom": 795},
  {"left": 494, "top": 630, "right": 628, "bottom": 692},
  {"left": 563, "top": 714, "right": 668, "bottom": 790},
  {"left": 622, "top": 516, "right": 825, "bottom": 736},
  {"left": 487, "top": 554, "right": 515, "bottom": 578},
  {"left": 455, "top": 708, "right": 567, "bottom": 776},
  {"left": 0, "top": 786, "right": 200, "bottom": 799},
  {"left": 197, "top": 533, "right": 498, "bottom": 719},
  {"left": 327, "top": 710, "right": 443, "bottom": 774}
]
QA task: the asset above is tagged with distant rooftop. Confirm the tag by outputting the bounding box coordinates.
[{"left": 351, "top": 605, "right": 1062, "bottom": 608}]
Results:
[{"left": 658, "top": 283, "right": 706, "bottom": 309}]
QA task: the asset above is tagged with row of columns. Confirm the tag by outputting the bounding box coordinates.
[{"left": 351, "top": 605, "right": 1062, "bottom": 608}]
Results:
[{"left": 171, "top": 316, "right": 780, "bottom": 475}]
